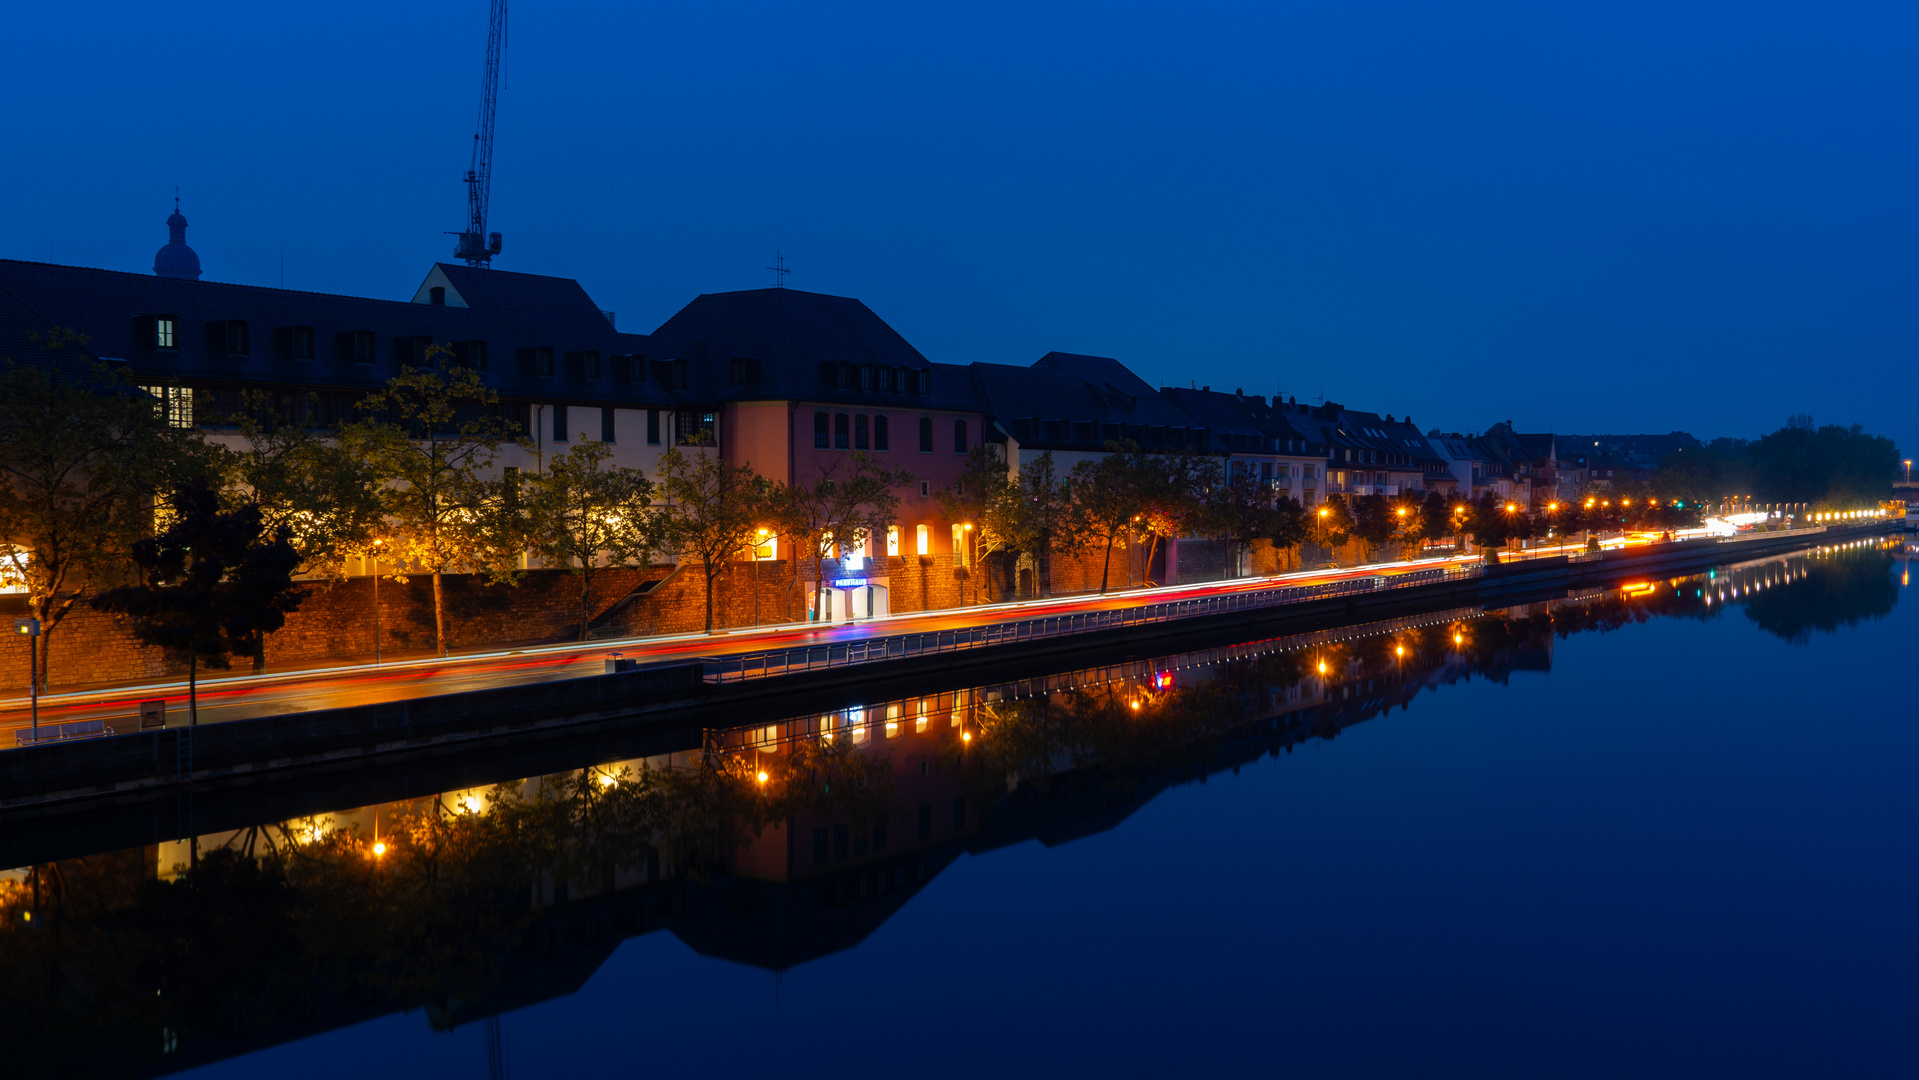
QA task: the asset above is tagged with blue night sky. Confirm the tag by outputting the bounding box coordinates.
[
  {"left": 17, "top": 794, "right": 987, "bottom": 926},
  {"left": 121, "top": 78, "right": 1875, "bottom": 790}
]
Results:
[{"left": 4, "top": 1, "right": 1913, "bottom": 450}]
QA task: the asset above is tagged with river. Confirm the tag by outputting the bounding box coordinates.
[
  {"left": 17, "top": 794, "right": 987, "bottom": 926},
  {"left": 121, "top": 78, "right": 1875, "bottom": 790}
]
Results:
[{"left": 3, "top": 540, "right": 1912, "bottom": 1078}]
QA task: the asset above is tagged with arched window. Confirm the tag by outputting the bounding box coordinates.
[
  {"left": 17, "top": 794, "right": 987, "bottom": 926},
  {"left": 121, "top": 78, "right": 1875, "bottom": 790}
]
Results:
[
  {"left": 953, "top": 419, "right": 968, "bottom": 453},
  {"left": 813, "top": 411, "right": 829, "bottom": 449},
  {"left": 873, "top": 415, "right": 889, "bottom": 451},
  {"left": 855, "top": 414, "right": 870, "bottom": 450},
  {"left": 835, "top": 413, "right": 850, "bottom": 450},
  {"left": 918, "top": 417, "right": 934, "bottom": 452}
]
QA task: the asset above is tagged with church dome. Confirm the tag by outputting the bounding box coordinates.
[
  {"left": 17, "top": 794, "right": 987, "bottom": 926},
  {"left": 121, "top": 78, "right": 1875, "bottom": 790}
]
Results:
[{"left": 153, "top": 203, "right": 201, "bottom": 280}]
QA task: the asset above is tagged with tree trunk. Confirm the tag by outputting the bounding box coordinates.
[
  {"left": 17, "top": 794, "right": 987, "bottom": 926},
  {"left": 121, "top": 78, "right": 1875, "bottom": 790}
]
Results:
[
  {"left": 188, "top": 653, "right": 198, "bottom": 726},
  {"left": 432, "top": 571, "right": 448, "bottom": 656},
  {"left": 704, "top": 565, "right": 717, "bottom": 634},
  {"left": 1099, "top": 536, "right": 1114, "bottom": 593},
  {"left": 578, "top": 570, "right": 592, "bottom": 642},
  {"left": 34, "top": 619, "right": 50, "bottom": 695},
  {"left": 251, "top": 628, "right": 266, "bottom": 673}
]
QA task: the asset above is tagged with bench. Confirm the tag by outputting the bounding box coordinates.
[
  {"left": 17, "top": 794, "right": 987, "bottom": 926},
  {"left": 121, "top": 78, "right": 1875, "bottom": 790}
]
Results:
[{"left": 14, "top": 718, "right": 115, "bottom": 747}]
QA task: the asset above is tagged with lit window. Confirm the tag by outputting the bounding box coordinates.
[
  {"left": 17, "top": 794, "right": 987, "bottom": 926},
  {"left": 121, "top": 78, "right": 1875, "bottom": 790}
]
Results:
[
  {"left": 155, "top": 316, "right": 175, "bottom": 349},
  {"left": 142, "top": 385, "right": 193, "bottom": 428},
  {"left": 886, "top": 525, "right": 900, "bottom": 557},
  {"left": 916, "top": 524, "right": 929, "bottom": 556}
]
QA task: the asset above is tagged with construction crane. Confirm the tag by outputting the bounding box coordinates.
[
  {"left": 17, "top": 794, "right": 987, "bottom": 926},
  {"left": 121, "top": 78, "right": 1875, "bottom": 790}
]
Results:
[{"left": 453, "top": 0, "right": 507, "bottom": 266}]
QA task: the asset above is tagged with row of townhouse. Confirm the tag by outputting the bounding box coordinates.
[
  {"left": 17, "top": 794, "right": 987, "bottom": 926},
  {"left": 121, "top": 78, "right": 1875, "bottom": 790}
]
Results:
[{"left": 0, "top": 214, "right": 1580, "bottom": 616}]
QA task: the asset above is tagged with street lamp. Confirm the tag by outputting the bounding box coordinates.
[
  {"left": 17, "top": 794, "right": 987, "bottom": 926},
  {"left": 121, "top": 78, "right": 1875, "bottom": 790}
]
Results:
[
  {"left": 13, "top": 617, "right": 39, "bottom": 736},
  {"left": 753, "top": 528, "right": 769, "bottom": 626},
  {"left": 369, "top": 539, "right": 384, "bottom": 666}
]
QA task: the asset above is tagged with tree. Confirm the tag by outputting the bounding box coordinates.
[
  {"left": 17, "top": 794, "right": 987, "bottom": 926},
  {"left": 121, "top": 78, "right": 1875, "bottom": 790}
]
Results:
[
  {"left": 1348, "top": 493, "right": 1398, "bottom": 562},
  {"left": 655, "top": 441, "right": 770, "bottom": 634},
  {"left": 522, "top": 440, "right": 661, "bottom": 641},
  {"left": 1314, "top": 494, "right": 1355, "bottom": 561},
  {"left": 1201, "top": 465, "right": 1301, "bottom": 577},
  {"left": 0, "top": 336, "right": 208, "bottom": 691},
  {"left": 770, "top": 452, "right": 913, "bottom": 621},
  {"left": 217, "top": 389, "right": 385, "bottom": 669},
  {"left": 1748, "top": 421, "right": 1900, "bottom": 508},
  {"left": 91, "top": 482, "right": 305, "bottom": 724},
  {"left": 219, "top": 389, "right": 384, "bottom": 577},
  {"left": 1132, "top": 451, "right": 1219, "bottom": 583},
  {"left": 1413, "top": 489, "right": 1453, "bottom": 552},
  {"left": 1067, "top": 443, "right": 1152, "bottom": 593},
  {"left": 938, "top": 445, "right": 1021, "bottom": 602},
  {"left": 343, "top": 351, "right": 525, "bottom": 656},
  {"left": 1007, "top": 452, "right": 1080, "bottom": 597}
]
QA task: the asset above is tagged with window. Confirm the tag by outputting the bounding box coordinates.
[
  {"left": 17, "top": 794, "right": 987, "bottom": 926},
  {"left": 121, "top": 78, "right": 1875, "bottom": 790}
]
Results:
[
  {"left": 919, "top": 481, "right": 929, "bottom": 496},
  {"left": 919, "top": 804, "right": 933, "bottom": 840},
  {"left": 144, "top": 314, "right": 177, "bottom": 350},
  {"left": 859, "top": 365, "right": 873, "bottom": 391},
  {"left": 601, "top": 406, "right": 616, "bottom": 443},
  {"left": 953, "top": 419, "right": 968, "bottom": 453},
  {"left": 142, "top": 385, "right": 193, "bottom": 428},
  {"left": 916, "top": 524, "right": 929, "bottom": 555},
  {"left": 338, "top": 330, "right": 376, "bottom": 365},
  {"left": 873, "top": 414, "right": 889, "bottom": 450},
  {"left": 952, "top": 797, "right": 967, "bottom": 830},
  {"left": 919, "top": 417, "right": 934, "bottom": 452},
  {"left": 952, "top": 524, "right": 969, "bottom": 564},
  {"left": 647, "top": 409, "right": 661, "bottom": 445},
  {"left": 584, "top": 351, "right": 601, "bottom": 380},
  {"left": 206, "top": 320, "right": 249, "bottom": 357},
  {"left": 429, "top": 286, "right": 446, "bottom": 306},
  {"left": 517, "top": 347, "right": 555, "bottom": 377},
  {"left": 273, "top": 325, "right": 314, "bottom": 361},
  {"left": 672, "top": 359, "right": 688, "bottom": 390},
  {"left": 854, "top": 415, "right": 869, "bottom": 450},
  {"left": 552, "top": 404, "right": 568, "bottom": 443},
  {"left": 813, "top": 828, "right": 828, "bottom": 865},
  {"left": 676, "top": 410, "right": 716, "bottom": 445},
  {"left": 834, "top": 413, "right": 850, "bottom": 450},
  {"left": 394, "top": 335, "right": 434, "bottom": 368},
  {"left": 453, "top": 340, "right": 487, "bottom": 370}
]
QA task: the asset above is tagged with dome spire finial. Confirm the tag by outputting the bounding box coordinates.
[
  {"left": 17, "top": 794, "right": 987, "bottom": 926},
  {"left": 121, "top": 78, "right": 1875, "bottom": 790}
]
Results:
[{"left": 154, "top": 190, "right": 201, "bottom": 280}]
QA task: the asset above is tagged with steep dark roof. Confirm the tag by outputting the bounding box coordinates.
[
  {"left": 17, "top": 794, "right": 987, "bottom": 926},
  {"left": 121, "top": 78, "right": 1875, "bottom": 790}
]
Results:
[
  {"left": 647, "top": 287, "right": 975, "bottom": 409},
  {"left": 967, "top": 353, "right": 1196, "bottom": 450},
  {"left": 1159, "top": 387, "right": 1314, "bottom": 453},
  {"left": 0, "top": 258, "right": 684, "bottom": 407}
]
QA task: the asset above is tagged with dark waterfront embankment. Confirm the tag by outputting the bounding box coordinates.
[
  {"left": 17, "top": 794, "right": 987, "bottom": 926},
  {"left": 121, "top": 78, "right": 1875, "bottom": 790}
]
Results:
[
  {"left": 0, "top": 541, "right": 1905, "bottom": 1079},
  {"left": 0, "top": 523, "right": 1890, "bottom": 845}
]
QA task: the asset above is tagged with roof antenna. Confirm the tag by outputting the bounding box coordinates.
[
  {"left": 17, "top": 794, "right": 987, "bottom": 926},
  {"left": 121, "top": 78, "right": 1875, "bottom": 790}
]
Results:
[{"left": 766, "top": 250, "right": 789, "bottom": 289}]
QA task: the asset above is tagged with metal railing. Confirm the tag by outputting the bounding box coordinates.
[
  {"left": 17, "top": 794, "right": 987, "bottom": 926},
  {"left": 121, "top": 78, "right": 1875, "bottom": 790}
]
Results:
[{"left": 700, "top": 565, "right": 1484, "bottom": 683}]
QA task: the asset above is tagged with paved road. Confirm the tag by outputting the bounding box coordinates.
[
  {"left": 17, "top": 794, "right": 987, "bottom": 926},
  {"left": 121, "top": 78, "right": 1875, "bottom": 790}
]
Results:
[{"left": 1, "top": 555, "right": 1483, "bottom": 741}]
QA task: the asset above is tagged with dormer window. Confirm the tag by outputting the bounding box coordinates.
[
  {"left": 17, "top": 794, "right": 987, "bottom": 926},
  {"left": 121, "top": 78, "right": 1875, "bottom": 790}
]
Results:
[
  {"left": 273, "top": 325, "right": 315, "bottom": 361},
  {"left": 337, "top": 330, "right": 376, "bottom": 366},
  {"left": 154, "top": 315, "right": 175, "bottom": 350},
  {"left": 566, "top": 350, "right": 601, "bottom": 380},
  {"left": 453, "top": 340, "right": 488, "bottom": 371},
  {"left": 519, "top": 347, "right": 555, "bottom": 377},
  {"left": 429, "top": 286, "right": 446, "bottom": 306},
  {"left": 205, "top": 319, "right": 249, "bottom": 357}
]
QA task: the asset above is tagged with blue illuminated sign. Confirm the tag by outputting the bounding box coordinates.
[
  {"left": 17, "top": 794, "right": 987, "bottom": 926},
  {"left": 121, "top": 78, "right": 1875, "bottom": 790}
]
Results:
[{"left": 832, "top": 577, "right": 868, "bottom": 587}]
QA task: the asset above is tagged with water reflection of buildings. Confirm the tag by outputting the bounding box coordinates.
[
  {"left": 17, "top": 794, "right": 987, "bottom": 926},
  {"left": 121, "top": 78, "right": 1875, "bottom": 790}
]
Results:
[{"left": 1, "top": 545, "right": 1898, "bottom": 1077}]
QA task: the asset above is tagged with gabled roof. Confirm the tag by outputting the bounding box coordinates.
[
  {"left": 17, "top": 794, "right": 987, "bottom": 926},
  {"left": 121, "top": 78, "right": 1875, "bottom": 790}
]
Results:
[
  {"left": 1159, "top": 387, "right": 1314, "bottom": 453},
  {"left": 0, "top": 258, "right": 681, "bottom": 406},
  {"left": 967, "top": 353, "right": 1196, "bottom": 449},
  {"left": 648, "top": 287, "right": 974, "bottom": 408}
]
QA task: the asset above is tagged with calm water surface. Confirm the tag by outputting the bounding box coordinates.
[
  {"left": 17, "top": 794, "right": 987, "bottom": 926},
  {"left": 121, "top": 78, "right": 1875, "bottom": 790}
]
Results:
[{"left": 13, "top": 544, "right": 1917, "bottom": 1078}]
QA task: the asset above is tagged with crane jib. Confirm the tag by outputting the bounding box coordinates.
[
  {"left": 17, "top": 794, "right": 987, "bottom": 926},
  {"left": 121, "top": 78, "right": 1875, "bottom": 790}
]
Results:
[{"left": 456, "top": 0, "right": 508, "bottom": 266}]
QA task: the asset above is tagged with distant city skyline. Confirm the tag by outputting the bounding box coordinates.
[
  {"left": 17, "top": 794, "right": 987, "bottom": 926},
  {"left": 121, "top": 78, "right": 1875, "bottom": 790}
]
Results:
[{"left": 2, "top": 0, "right": 1911, "bottom": 451}]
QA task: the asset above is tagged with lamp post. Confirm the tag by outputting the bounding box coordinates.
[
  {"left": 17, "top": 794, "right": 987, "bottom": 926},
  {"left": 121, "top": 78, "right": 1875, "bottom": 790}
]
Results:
[
  {"left": 13, "top": 617, "right": 39, "bottom": 735},
  {"left": 753, "top": 528, "right": 769, "bottom": 627},
  {"left": 370, "top": 539, "right": 383, "bottom": 666}
]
